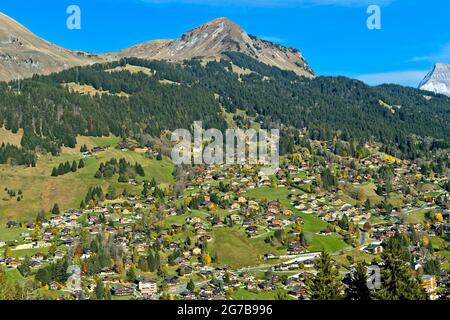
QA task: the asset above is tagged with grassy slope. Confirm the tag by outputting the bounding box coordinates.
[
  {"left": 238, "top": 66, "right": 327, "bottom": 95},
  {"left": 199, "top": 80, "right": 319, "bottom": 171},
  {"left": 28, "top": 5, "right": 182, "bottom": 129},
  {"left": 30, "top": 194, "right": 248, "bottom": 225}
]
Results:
[
  {"left": 211, "top": 227, "right": 273, "bottom": 268},
  {"left": 0, "top": 127, "right": 23, "bottom": 147},
  {"left": 401, "top": 209, "right": 430, "bottom": 224},
  {"left": 338, "top": 182, "right": 383, "bottom": 207},
  {"left": 0, "top": 135, "right": 174, "bottom": 223},
  {"left": 245, "top": 186, "right": 348, "bottom": 253}
]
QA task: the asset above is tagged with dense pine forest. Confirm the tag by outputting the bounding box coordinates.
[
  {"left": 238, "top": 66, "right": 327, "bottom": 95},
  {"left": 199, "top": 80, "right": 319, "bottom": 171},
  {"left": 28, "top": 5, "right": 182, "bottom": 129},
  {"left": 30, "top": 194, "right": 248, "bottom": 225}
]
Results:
[{"left": 0, "top": 54, "right": 449, "bottom": 164}]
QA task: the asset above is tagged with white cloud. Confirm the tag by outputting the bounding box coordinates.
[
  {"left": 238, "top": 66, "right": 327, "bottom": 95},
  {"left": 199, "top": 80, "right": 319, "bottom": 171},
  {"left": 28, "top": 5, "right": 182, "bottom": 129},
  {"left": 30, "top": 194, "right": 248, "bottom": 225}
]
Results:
[
  {"left": 355, "top": 70, "right": 428, "bottom": 88},
  {"left": 410, "top": 42, "right": 450, "bottom": 63},
  {"left": 139, "top": 0, "right": 394, "bottom": 8}
]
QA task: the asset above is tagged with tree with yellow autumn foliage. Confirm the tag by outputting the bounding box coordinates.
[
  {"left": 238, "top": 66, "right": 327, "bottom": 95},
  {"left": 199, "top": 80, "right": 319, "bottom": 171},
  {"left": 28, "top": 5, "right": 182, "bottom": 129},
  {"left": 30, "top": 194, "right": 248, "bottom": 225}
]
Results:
[
  {"left": 434, "top": 213, "right": 443, "bottom": 222},
  {"left": 3, "top": 245, "right": 12, "bottom": 258},
  {"left": 202, "top": 253, "right": 212, "bottom": 265}
]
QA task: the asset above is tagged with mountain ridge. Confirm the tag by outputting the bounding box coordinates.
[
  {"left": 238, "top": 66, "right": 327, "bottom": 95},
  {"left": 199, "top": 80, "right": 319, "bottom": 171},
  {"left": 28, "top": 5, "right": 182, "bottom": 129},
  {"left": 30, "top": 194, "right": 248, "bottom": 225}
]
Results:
[
  {"left": 0, "top": 12, "right": 108, "bottom": 81},
  {"left": 0, "top": 13, "right": 314, "bottom": 81}
]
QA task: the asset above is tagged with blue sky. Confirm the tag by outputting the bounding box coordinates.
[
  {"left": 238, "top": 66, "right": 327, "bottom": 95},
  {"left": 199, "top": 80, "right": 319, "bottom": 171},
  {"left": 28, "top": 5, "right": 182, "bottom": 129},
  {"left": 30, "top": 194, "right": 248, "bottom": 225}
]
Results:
[{"left": 1, "top": 0, "right": 449, "bottom": 87}]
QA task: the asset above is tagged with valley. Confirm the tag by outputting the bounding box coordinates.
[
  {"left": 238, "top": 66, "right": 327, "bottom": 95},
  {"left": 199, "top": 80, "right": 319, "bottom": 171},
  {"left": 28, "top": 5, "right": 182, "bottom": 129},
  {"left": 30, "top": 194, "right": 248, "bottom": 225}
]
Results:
[
  {"left": 1, "top": 129, "right": 449, "bottom": 300},
  {"left": 0, "top": 11, "right": 449, "bottom": 302}
]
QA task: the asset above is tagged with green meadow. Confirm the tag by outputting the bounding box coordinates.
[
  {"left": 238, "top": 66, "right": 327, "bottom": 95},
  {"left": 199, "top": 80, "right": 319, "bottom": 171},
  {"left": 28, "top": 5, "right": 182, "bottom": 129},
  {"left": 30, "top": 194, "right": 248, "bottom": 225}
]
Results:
[
  {"left": 211, "top": 227, "right": 276, "bottom": 268},
  {"left": 0, "top": 135, "right": 174, "bottom": 223}
]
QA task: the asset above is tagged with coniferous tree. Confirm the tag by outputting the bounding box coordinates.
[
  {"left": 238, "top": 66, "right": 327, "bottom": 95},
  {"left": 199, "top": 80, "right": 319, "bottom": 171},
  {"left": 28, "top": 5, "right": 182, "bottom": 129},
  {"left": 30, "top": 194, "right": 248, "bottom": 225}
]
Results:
[
  {"left": 51, "top": 203, "right": 60, "bottom": 215},
  {"left": 154, "top": 252, "right": 161, "bottom": 271},
  {"left": 78, "top": 159, "right": 85, "bottom": 169},
  {"left": 95, "top": 280, "right": 105, "bottom": 300},
  {"left": 307, "top": 252, "right": 343, "bottom": 300},
  {"left": 57, "top": 163, "right": 65, "bottom": 175},
  {"left": 17, "top": 256, "right": 32, "bottom": 277},
  {"left": 142, "top": 182, "right": 150, "bottom": 197},
  {"left": 147, "top": 251, "right": 156, "bottom": 272},
  {"left": 321, "top": 168, "right": 338, "bottom": 190},
  {"left": 373, "top": 239, "right": 427, "bottom": 300},
  {"left": 187, "top": 279, "right": 195, "bottom": 292},
  {"left": 299, "top": 232, "right": 308, "bottom": 246},
  {"left": 118, "top": 173, "right": 128, "bottom": 183},
  {"left": 126, "top": 268, "right": 137, "bottom": 282},
  {"left": 338, "top": 214, "right": 349, "bottom": 231},
  {"left": 346, "top": 262, "right": 371, "bottom": 300},
  {"left": 135, "top": 163, "right": 145, "bottom": 177},
  {"left": 423, "top": 259, "right": 441, "bottom": 276},
  {"left": 71, "top": 161, "right": 78, "bottom": 173},
  {"left": 80, "top": 145, "right": 88, "bottom": 153},
  {"left": 64, "top": 161, "right": 71, "bottom": 173}
]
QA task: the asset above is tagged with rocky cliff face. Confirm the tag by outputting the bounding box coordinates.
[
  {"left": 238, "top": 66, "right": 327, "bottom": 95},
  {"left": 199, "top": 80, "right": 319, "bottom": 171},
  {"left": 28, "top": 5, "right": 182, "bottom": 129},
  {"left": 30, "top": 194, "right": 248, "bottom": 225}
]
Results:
[
  {"left": 117, "top": 17, "right": 314, "bottom": 78},
  {"left": 419, "top": 63, "right": 450, "bottom": 97}
]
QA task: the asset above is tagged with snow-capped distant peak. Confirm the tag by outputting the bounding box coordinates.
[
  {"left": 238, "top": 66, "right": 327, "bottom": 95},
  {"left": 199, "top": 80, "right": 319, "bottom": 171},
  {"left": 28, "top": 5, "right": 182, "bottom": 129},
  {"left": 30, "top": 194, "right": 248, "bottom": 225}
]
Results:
[{"left": 419, "top": 63, "right": 450, "bottom": 96}]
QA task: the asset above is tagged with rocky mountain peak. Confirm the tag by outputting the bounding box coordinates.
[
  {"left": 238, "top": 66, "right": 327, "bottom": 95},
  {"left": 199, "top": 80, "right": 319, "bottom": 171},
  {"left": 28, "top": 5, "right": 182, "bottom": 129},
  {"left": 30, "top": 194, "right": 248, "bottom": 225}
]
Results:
[
  {"left": 118, "top": 17, "right": 314, "bottom": 78},
  {"left": 419, "top": 62, "right": 450, "bottom": 97}
]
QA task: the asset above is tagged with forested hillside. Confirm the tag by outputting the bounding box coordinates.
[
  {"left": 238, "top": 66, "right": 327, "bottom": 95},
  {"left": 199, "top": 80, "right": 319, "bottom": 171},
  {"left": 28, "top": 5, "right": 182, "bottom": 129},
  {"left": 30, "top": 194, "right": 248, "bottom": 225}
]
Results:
[{"left": 0, "top": 54, "right": 449, "bottom": 165}]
